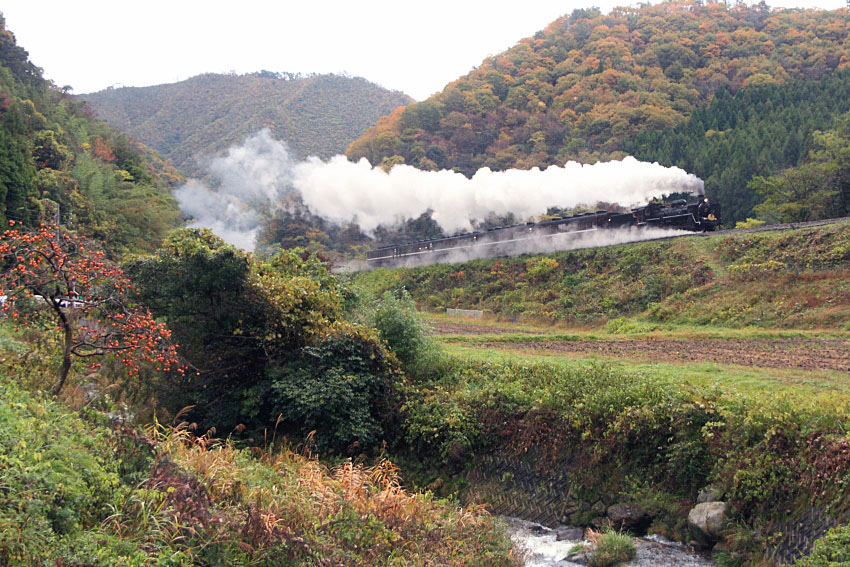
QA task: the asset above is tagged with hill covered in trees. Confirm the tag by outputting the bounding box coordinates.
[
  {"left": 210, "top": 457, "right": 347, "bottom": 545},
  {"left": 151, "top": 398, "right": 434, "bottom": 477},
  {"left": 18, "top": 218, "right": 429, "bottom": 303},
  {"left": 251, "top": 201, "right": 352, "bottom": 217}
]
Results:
[
  {"left": 80, "top": 72, "right": 413, "bottom": 174},
  {"left": 626, "top": 71, "right": 850, "bottom": 223},
  {"left": 347, "top": 1, "right": 850, "bottom": 225},
  {"left": 0, "top": 14, "right": 180, "bottom": 255}
]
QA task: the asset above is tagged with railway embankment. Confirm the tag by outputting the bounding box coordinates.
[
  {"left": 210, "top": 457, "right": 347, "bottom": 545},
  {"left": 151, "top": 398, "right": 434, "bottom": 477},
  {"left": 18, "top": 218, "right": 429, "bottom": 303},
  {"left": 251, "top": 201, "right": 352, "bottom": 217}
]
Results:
[{"left": 353, "top": 218, "right": 850, "bottom": 330}]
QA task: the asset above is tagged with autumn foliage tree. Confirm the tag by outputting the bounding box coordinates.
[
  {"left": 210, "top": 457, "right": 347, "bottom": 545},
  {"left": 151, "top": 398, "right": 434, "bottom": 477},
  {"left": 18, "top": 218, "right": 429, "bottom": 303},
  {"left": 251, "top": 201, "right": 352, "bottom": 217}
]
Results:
[{"left": 0, "top": 223, "right": 181, "bottom": 394}]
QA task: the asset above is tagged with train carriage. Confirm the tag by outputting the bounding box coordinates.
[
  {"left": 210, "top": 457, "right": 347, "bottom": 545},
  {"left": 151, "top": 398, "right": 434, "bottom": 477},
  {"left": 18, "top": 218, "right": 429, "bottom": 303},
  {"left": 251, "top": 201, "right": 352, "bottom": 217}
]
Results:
[{"left": 366, "top": 198, "right": 721, "bottom": 268}]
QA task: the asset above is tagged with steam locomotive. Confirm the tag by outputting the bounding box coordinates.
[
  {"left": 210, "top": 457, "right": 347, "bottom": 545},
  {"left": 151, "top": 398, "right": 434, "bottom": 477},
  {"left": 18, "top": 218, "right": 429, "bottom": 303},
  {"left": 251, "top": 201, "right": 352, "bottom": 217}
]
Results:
[{"left": 366, "top": 198, "right": 721, "bottom": 268}]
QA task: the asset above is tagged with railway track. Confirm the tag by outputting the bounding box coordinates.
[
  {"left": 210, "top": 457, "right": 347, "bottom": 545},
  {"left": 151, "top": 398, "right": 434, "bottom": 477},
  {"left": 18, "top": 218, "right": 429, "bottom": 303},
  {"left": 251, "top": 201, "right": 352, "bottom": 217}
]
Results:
[{"left": 574, "top": 215, "right": 850, "bottom": 250}]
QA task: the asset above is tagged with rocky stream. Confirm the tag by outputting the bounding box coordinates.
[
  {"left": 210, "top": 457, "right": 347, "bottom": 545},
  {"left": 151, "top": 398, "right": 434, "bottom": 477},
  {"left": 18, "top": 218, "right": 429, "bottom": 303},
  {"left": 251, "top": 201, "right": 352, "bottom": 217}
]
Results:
[{"left": 506, "top": 517, "right": 715, "bottom": 567}]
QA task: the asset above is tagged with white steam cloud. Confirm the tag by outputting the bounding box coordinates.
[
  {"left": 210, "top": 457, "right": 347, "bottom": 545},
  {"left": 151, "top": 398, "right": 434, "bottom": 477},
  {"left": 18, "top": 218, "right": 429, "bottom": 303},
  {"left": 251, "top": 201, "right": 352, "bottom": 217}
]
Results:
[
  {"left": 174, "top": 129, "right": 704, "bottom": 251},
  {"left": 174, "top": 130, "right": 296, "bottom": 250},
  {"left": 296, "top": 156, "right": 703, "bottom": 234}
]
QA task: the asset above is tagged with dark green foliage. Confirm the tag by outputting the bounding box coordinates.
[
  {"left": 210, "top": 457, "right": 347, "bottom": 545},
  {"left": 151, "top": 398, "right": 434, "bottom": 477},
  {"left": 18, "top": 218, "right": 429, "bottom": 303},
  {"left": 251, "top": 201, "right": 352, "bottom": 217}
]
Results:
[
  {"left": 270, "top": 325, "right": 397, "bottom": 454},
  {"left": 627, "top": 72, "right": 850, "bottom": 224},
  {"left": 0, "top": 17, "right": 42, "bottom": 87},
  {"left": 728, "top": 453, "right": 797, "bottom": 516},
  {"left": 80, "top": 72, "right": 413, "bottom": 175},
  {"left": 371, "top": 289, "right": 432, "bottom": 368},
  {"left": 747, "top": 112, "right": 850, "bottom": 223},
  {"left": 0, "top": 125, "right": 36, "bottom": 223},
  {"left": 127, "top": 229, "right": 398, "bottom": 454},
  {"left": 124, "top": 229, "right": 268, "bottom": 429}
]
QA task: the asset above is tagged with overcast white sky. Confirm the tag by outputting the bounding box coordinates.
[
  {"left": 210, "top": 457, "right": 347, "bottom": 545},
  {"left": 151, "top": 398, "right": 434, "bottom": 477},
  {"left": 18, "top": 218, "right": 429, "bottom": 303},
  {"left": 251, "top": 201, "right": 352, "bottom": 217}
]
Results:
[{"left": 3, "top": 0, "right": 847, "bottom": 101}]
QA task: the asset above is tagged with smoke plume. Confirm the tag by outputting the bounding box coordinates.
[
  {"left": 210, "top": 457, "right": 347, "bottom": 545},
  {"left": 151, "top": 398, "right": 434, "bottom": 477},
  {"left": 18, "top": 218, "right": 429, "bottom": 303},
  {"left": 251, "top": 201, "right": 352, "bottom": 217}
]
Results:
[
  {"left": 174, "top": 130, "right": 296, "bottom": 250},
  {"left": 175, "top": 129, "right": 704, "bottom": 250},
  {"left": 296, "top": 156, "right": 703, "bottom": 234}
]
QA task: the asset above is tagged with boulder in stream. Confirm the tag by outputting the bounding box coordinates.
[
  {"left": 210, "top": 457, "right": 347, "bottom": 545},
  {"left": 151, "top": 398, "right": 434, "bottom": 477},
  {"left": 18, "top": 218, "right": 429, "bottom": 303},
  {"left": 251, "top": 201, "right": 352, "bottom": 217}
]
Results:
[
  {"left": 688, "top": 501, "right": 729, "bottom": 548},
  {"left": 556, "top": 526, "right": 585, "bottom": 541}
]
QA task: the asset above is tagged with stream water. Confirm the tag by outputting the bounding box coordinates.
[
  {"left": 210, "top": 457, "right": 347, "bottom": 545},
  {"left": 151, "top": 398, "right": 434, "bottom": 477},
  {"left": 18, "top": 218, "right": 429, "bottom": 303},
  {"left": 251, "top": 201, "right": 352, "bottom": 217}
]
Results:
[{"left": 505, "top": 517, "right": 715, "bottom": 567}]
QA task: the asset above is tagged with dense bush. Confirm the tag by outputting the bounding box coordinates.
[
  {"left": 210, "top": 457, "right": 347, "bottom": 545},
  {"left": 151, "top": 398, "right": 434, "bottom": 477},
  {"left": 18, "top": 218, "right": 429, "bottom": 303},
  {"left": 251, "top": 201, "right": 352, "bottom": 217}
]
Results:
[
  {"left": 127, "top": 230, "right": 404, "bottom": 455},
  {"left": 370, "top": 289, "right": 433, "bottom": 368},
  {"left": 270, "top": 323, "right": 399, "bottom": 454}
]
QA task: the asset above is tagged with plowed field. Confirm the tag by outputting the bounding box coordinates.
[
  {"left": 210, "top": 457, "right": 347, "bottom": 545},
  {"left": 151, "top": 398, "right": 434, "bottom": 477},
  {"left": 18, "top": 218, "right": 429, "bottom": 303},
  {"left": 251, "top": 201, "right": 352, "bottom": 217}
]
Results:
[
  {"left": 471, "top": 338, "right": 850, "bottom": 373},
  {"left": 431, "top": 320, "right": 850, "bottom": 373}
]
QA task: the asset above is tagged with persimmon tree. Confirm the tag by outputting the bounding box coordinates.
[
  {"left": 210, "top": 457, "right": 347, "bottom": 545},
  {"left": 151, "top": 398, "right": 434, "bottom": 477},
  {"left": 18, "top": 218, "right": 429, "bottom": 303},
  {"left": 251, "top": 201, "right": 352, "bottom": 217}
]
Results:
[{"left": 0, "top": 223, "right": 181, "bottom": 395}]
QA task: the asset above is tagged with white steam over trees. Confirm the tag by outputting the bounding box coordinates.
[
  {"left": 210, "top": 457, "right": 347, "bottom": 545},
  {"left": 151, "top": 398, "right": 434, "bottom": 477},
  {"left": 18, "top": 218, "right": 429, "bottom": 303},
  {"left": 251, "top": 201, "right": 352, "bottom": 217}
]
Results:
[
  {"left": 174, "top": 130, "right": 296, "bottom": 250},
  {"left": 174, "top": 130, "right": 705, "bottom": 251}
]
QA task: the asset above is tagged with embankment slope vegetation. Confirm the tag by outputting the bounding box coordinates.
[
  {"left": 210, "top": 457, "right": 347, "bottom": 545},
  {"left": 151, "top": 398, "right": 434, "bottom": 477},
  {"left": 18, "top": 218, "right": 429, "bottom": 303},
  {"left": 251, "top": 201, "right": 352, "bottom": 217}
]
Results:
[
  {"left": 354, "top": 221, "right": 850, "bottom": 329},
  {"left": 350, "top": 223, "right": 850, "bottom": 565},
  {"left": 81, "top": 72, "right": 413, "bottom": 174}
]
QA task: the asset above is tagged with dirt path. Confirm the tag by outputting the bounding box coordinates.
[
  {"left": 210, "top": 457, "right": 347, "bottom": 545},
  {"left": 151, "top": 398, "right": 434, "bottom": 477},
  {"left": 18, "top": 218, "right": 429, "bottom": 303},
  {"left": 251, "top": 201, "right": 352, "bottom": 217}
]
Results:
[{"left": 471, "top": 338, "right": 850, "bottom": 373}]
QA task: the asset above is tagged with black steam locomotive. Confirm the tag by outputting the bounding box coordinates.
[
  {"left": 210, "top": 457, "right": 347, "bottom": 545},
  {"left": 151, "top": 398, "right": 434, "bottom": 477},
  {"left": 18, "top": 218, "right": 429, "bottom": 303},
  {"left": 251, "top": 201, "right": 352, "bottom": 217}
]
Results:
[{"left": 366, "top": 198, "right": 721, "bottom": 268}]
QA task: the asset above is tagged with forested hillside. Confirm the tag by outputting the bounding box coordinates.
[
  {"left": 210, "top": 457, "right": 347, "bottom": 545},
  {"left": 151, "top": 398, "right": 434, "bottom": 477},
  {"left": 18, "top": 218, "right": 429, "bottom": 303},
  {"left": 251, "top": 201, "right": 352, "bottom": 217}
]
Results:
[
  {"left": 81, "top": 72, "right": 413, "bottom": 174},
  {"left": 626, "top": 71, "right": 850, "bottom": 223},
  {"left": 347, "top": 1, "right": 850, "bottom": 225},
  {"left": 0, "top": 14, "right": 180, "bottom": 255}
]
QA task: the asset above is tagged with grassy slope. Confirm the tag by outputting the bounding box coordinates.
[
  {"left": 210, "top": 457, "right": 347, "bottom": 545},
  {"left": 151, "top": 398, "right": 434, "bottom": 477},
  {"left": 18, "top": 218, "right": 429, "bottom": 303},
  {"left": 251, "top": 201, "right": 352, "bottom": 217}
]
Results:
[
  {"left": 0, "top": 326, "right": 517, "bottom": 567},
  {"left": 443, "top": 343, "right": 850, "bottom": 398},
  {"left": 354, "top": 221, "right": 850, "bottom": 330}
]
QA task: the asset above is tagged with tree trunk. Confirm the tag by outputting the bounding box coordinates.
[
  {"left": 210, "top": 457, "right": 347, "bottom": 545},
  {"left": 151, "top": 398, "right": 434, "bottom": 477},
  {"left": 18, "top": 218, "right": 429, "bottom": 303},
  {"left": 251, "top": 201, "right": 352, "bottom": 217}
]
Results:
[{"left": 51, "top": 316, "right": 73, "bottom": 395}]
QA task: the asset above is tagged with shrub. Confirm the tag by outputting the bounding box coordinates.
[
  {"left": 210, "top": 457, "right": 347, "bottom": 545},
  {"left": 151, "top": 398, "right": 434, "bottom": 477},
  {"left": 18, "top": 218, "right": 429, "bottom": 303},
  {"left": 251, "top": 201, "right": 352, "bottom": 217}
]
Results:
[
  {"left": 270, "top": 323, "right": 399, "bottom": 454},
  {"left": 370, "top": 289, "right": 433, "bottom": 369}
]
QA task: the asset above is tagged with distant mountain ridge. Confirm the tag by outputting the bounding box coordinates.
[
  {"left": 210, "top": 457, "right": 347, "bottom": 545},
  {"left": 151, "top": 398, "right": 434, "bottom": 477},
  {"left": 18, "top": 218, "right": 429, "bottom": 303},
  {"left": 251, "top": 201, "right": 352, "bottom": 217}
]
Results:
[{"left": 80, "top": 72, "right": 413, "bottom": 174}]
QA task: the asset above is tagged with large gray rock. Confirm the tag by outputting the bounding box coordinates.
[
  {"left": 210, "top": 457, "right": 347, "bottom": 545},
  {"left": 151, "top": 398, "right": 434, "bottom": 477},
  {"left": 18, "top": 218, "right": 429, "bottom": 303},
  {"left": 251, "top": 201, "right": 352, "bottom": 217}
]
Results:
[
  {"left": 606, "top": 503, "right": 652, "bottom": 535},
  {"left": 688, "top": 501, "right": 729, "bottom": 547},
  {"left": 556, "top": 526, "right": 585, "bottom": 541}
]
